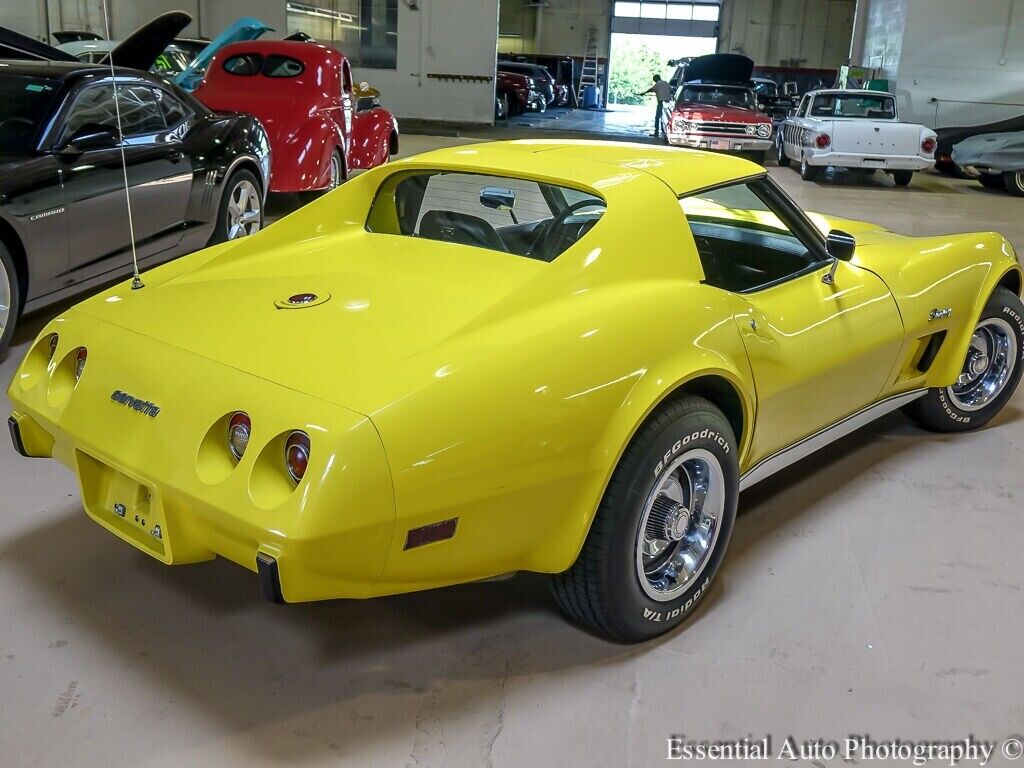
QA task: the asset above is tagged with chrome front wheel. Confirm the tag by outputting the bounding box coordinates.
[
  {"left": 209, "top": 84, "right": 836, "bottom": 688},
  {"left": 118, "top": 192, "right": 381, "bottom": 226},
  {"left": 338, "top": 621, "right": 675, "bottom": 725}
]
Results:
[
  {"left": 0, "top": 251, "right": 10, "bottom": 342},
  {"left": 0, "top": 241, "right": 20, "bottom": 355},
  {"left": 226, "top": 179, "right": 262, "bottom": 240},
  {"left": 636, "top": 448, "right": 725, "bottom": 602},
  {"left": 947, "top": 318, "right": 1018, "bottom": 411},
  {"left": 328, "top": 152, "right": 342, "bottom": 190}
]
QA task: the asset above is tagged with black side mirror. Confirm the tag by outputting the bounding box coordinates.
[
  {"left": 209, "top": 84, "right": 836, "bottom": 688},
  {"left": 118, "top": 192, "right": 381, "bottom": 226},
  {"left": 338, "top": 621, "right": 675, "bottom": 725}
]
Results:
[
  {"left": 823, "top": 229, "right": 856, "bottom": 285},
  {"left": 59, "top": 124, "right": 119, "bottom": 157},
  {"left": 826, "top": 229, "right": 856, "bottom": 261},
  {"left": 480, "top": 186, "right": 516, "bottom": 211}
]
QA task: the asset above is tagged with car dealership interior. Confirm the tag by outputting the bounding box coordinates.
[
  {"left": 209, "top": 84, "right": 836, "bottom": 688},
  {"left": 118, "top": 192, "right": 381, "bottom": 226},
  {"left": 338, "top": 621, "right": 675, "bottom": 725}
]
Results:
[{"left": 2, "top": 1, "right": 1024, "bottom": 767}]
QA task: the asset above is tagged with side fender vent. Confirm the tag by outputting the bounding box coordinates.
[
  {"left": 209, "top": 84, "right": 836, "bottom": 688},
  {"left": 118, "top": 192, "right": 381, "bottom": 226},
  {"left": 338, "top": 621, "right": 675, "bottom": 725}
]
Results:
[{"left": 916, "top": 331, "right": 948, "bottom": 373}]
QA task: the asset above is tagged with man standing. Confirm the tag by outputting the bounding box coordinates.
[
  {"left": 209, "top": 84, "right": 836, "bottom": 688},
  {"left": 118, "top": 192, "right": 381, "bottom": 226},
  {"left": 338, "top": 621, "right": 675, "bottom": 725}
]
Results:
[{"left": 640, "top": 74, "right": 673, "bottom": 138}]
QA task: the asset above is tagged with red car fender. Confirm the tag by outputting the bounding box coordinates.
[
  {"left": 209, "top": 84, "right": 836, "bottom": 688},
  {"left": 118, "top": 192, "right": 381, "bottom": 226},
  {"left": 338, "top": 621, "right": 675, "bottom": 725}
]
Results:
[
  {"left": 350, "top": 108, "right": 397, "bottom": 170},
  {"left": 268, "top": 112, "right": 344, "bottom": 192}
]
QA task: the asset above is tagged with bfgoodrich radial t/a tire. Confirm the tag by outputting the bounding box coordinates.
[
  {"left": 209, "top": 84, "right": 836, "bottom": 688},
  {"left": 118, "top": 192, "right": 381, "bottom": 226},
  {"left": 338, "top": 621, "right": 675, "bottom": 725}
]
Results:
[
  {"left": 551, "top": 396, "right": 739, "bottom": 642},
  {"left": 905, "top": 287, "right": 1024, "bottom": 432}
]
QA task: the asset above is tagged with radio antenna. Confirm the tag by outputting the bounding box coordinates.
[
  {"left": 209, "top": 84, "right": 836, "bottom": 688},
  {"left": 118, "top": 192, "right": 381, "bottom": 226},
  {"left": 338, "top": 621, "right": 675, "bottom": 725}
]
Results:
[{"left": 101, "top": 0, "right": 144, "bottom": 290}]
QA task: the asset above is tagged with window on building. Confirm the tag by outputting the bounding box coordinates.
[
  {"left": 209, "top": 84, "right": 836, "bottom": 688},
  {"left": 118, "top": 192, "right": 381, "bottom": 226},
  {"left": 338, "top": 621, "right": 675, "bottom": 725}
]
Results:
[
  {"left": 613, "top": 2, "right": 720, "bottom": 23},
  {"left": 286, "top": 0, "right": 398, "bottom": 69}
]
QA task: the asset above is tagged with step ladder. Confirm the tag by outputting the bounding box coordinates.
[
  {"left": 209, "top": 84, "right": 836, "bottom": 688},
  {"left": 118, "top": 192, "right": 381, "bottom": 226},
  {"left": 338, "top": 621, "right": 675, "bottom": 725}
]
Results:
[{"left": 576, "top": 27, "right": 599, "bottom": 108}]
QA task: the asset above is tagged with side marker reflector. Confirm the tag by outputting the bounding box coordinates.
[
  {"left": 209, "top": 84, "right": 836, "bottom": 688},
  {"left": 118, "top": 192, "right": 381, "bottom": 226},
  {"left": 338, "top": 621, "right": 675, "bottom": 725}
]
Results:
[{"left": 404, "top": 518, "right": 459, "bottom": 550}]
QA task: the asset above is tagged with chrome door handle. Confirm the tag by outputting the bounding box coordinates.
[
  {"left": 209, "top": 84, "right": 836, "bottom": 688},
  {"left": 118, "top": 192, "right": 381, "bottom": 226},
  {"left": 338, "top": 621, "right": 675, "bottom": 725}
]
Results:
[{"left": 167, "top": 149, "right": 184, "bottom": 162}]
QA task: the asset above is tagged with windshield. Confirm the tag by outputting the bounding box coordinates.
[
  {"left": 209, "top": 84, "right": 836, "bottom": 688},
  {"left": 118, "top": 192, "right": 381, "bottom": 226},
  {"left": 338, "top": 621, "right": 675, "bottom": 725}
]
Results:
[
  {"left": 152, "top": 48, "right": 193, "bottom": 76},
  {"left": 0, "top": 75, "right": 59, "bottom": 153},
  {"left": 679, "top": 85, "right": 756, "bottom": 110},
  {"left": 752, "top": 80, "right": 777, "bottom": 97},
  {"left": 810, "top": 93, "right": 896, "bottom": 119}
]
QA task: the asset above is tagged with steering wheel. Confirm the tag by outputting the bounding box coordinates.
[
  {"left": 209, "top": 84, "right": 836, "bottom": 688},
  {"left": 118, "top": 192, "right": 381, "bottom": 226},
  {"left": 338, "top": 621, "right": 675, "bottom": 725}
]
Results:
[
  {"left": 0, "top": 117, "right": 34, "bottom": 134},
  {"left": 532, "top": 198, "right": 605, "bottom": 261}
]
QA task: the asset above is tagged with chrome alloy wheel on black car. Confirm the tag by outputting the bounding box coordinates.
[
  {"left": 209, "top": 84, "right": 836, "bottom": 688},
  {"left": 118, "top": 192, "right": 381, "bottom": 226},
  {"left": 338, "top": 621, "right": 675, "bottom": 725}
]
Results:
[{"left": 226, "top": 179, "right": 262, "bottom": 240}]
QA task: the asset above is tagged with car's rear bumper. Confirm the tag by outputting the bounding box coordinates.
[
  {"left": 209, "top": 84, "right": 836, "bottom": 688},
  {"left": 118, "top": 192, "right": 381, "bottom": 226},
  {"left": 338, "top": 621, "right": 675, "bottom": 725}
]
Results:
[
  {"left": 804, "top": 151, "right": 933, "bottom": 170},
  {"left": 7, "top": 313, "right": 397, "bottom": 603},
  {"left": 667, "top": 133, "right": 773, "bottom": 152}
]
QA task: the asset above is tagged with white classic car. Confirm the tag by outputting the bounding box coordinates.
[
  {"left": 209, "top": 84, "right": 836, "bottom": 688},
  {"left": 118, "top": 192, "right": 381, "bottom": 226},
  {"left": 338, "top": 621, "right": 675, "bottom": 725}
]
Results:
[{"left": 777, "top": 89, "right": 937, "bottom": 185}]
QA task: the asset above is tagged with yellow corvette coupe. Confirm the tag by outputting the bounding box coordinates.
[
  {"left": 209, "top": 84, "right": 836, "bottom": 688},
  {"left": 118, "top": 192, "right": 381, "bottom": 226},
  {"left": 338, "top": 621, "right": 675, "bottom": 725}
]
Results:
[{"left": 7, "top": 141, "right": 1024, "bottom": 642}]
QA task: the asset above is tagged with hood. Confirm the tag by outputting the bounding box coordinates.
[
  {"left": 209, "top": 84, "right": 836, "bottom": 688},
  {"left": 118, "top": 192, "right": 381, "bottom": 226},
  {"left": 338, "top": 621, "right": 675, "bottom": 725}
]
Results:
[
  {"left": 672, "top": 102, "right": 768, "bottom": 123},
  {"left": 0, "top": 26, "right": 77, "bottom": 61},
  {"left": 951, "top": 131, "right": 1024, "bottom": 171},
  {"left": 100, "top": 11, "right": 192, "bottom": 70},
  {"left": 173, "top": 17, "right": 273, "bottom": 91},
  {"left": 74, "top": 225, "right": 544, "bottom": 415},
  {"left": 685, "top": 53, "right": 754, "bottom": 85}
]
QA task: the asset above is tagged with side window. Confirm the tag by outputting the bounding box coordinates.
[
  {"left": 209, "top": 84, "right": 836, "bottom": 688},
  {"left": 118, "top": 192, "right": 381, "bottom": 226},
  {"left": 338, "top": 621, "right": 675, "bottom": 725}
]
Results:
[
  {"left": 153, "top": 88, "right": 189, "bottom": 128},
  {"left": 114, "top": 85, "right": 166, "bottom": 136},
  {"left": 342, "top": 62, "right": 354, "bottom": 95},
  {"left": 61, "top": 83, "right": 164, "bottom": 143},
  {"left": 223, "top": 53, "right": 263, "bottom": 75},
  {"left": 366, "top": 171, "right": 606, "bottom": 262},
  {"left": 680, "top": 182, "right": 823, "bottom": 293},
  {"left": 264, "top": 55, "right": 304, "bottom": 78}
]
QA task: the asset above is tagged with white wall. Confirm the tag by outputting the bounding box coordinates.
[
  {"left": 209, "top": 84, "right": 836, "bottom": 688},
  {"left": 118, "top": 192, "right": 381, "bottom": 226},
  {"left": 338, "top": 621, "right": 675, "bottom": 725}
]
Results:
[
  {"left": 717, "top": 0, "right": 855, "bottom": 68},
  {"left": 853, "top": 0, "right": 1024, "bottom": 128},
  {"left": 854, "top": 0, "right": 906, "bottom": 79},
  {"left": 0, "top": 0, "right": 502, "bottom": 125},
  {"left": 500, "top": 0, "right": 612, "bottom": 59},
  {"left": 897, "top": 0, "right": 1024, "bottom": 127}
]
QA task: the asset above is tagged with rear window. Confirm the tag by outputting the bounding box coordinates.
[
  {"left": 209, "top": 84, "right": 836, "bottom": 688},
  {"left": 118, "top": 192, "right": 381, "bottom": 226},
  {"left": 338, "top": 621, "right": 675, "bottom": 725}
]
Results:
[
  {"left": 366, "top": 171, "right": 606, "bottom": 262},
  {"left": 810, "top": 93, "right": 895, "bottom": 119},
  {"left": 222, "top": 53, "right": 305, "bottom": 78}
]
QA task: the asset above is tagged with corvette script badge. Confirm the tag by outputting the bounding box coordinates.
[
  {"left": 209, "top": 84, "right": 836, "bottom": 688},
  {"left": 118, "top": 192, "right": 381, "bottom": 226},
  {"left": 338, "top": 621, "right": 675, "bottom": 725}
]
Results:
[{"left": 111, "top": 390, "right": 161, "bottom": 418}]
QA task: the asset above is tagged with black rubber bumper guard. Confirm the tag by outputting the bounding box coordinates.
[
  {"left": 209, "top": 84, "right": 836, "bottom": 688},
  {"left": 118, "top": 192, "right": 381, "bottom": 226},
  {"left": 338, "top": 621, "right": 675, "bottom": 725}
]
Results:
[
  {"left": 8, "top": 415, "right": 30, "bottom": 458},
  {"left": 256, "top": 552, "right": 285, "bottom": 604}
]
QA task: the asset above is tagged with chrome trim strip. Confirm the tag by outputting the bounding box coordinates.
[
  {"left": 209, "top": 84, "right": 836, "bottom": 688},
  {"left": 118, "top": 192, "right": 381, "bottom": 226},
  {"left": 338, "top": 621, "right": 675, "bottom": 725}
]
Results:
[{"left": 739, "top": 389, "right": 928, "bottom": 491}]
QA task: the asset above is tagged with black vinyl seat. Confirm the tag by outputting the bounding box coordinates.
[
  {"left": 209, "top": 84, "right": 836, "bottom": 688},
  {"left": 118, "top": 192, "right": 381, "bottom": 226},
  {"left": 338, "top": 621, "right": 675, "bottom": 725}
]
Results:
[{"left": 419, "top": 210, "right": 508, "bottom": 252}]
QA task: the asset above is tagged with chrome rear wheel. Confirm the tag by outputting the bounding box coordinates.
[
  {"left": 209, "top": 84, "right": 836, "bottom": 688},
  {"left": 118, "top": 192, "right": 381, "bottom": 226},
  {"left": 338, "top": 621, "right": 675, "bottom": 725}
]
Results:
[
  {"left": 226, "top": 179, "right": 262, "bottom": 240},
  {"left": 636, "top": 448, "right": 725, "bottom": 602}
]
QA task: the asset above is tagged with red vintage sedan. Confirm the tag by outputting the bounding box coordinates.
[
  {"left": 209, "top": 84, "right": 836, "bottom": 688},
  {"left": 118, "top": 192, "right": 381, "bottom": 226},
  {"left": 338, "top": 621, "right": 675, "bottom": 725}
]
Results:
[
  {"left": 665, "top": 82, "right": 773, "bottom": 163},
  {"left": 195, "top": 40, "right": 398, "bottom": 193}
]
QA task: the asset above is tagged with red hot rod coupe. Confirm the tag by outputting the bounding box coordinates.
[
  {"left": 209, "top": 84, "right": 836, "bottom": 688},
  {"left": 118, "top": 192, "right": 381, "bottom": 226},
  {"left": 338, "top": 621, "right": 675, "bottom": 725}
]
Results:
[{"left": 194, "top": 40, "right": 398, "bottom": 193}]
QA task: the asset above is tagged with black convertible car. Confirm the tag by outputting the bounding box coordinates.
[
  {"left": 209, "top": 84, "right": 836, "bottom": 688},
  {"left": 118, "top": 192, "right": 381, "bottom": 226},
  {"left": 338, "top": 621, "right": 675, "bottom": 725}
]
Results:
[{"left": 0, "top": 14, "right": 271, "bottom": 355}]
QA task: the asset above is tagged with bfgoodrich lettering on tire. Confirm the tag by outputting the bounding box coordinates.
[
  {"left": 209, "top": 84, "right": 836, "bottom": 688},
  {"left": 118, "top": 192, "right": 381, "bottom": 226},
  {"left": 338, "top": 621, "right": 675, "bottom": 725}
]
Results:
[
  {"left": 905, "top": 287, "right": 1024, "bottom": 432},
  {"left": 551, "top": 395, "right": 739, "bottom": 642}
]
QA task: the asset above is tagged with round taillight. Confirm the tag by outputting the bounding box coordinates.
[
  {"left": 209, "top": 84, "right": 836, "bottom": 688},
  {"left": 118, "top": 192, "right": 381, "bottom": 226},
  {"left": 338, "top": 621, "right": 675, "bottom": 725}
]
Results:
[
  {"left": 921, "top": 137, "right": 937, "bottom": 154},
  {"left": 227, "top": 412, "right": 251, "bottom": 461},
  {"left": 285, "top": 431, "right": 310, "bottom": 485},
  {"left": 815, "top": 133, "right": 831, "bottom": 149},
  {"left": 74, "top": 348, "right": 87, "bottom": 382},
  {"left": 48, "top": 334, "right": 59, "bottom": 362}
]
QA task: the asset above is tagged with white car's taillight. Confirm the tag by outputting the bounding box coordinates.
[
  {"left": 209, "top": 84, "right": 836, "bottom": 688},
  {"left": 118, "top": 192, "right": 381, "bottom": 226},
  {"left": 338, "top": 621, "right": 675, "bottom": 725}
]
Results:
[
  {"left": 816, "top": 133, "right": 831, "bottom": 149},
  {"left": 921, "top": 136, "right": 937, "bottom": 154}
]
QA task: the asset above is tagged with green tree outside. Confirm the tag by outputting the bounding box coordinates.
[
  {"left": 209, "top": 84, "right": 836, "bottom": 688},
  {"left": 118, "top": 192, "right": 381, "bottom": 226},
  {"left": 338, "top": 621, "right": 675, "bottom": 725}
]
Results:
[{"left": 608, "top": 38, "right": 667, "bottom": 105}]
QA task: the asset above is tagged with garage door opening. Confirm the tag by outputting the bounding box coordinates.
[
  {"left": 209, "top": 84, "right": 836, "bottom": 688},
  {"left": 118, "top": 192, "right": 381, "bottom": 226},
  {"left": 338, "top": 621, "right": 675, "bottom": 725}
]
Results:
[{"left": 607, "top": 32, "right": 715, "bottom": 106}]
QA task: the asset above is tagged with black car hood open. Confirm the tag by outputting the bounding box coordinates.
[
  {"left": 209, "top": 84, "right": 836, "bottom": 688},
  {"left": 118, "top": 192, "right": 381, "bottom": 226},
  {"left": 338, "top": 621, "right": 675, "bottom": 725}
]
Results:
[
  {"left": 0, "top": 26, "right": 77, "bottom": 61},
  {"left": 100, "top": 11, "right": 192, "bottom": 70},
  {"left": 685, "top": 53, "right": 754, "bottom": 85}
]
